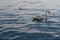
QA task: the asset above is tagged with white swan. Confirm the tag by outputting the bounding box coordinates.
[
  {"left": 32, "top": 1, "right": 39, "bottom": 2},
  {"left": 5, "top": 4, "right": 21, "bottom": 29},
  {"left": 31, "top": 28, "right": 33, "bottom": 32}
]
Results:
[{"left": 32, "top": 11, "right": 50, "bottom": 22}]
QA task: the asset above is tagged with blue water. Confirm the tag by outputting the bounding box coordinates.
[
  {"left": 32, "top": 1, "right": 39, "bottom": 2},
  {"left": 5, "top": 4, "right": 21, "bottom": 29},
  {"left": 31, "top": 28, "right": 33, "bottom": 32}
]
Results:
[{"left": 0, "top": 0, "right": 60, "bottom": 40}]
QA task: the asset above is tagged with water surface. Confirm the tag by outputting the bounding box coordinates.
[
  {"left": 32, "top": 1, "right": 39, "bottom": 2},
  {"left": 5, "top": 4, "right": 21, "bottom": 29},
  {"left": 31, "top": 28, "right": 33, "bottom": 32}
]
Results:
[{"left": 0, "top": 0, "right": 60, "bottom": 40}]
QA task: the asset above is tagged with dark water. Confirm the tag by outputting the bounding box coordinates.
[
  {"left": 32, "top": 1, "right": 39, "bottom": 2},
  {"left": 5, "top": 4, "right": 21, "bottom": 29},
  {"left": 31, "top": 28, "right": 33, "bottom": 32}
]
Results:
[{"left": 0, "top": 0, "right": 60, "bottom": 40}]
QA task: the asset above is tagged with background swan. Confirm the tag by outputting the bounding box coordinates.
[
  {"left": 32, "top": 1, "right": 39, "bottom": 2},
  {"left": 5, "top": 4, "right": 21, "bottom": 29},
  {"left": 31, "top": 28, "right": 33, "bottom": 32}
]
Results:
[{"left": 32, "top": 11, "right": 50, "bottom": 22}]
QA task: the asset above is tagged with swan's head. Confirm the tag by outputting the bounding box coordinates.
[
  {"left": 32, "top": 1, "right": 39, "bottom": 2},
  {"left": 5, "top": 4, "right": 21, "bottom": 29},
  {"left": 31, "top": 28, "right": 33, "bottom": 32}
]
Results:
[{"left": 45, "top": 11, "right": 50, "bottom": 16}]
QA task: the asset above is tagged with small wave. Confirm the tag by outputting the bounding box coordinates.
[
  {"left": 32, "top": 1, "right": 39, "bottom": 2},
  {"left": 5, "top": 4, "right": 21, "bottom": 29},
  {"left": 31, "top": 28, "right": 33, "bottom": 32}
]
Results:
[{"left": 0, "top": 31, "right": 60, "bottom": 40}]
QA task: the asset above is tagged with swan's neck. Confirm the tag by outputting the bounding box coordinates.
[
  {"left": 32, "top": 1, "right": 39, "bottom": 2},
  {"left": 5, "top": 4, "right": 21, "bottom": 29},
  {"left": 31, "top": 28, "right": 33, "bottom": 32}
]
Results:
[{"left": 45, "top": 11, "right": 50, "bottom": 22}]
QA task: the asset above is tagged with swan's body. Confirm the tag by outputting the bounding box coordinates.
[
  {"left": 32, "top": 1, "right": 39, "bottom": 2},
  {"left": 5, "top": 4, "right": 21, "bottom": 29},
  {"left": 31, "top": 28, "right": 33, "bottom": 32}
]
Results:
[
  {"left": 32, "top": 11, "right": 50, "bottom": 22},
  {"left": 19, "top": 7, "right": 24, "bottom": 10},
  {"left": 32, "top": 15, "right": 43, "bottom": 22},
  {"left": 19, "top": 7, "right": 27, "bottom": 10}
]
